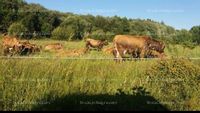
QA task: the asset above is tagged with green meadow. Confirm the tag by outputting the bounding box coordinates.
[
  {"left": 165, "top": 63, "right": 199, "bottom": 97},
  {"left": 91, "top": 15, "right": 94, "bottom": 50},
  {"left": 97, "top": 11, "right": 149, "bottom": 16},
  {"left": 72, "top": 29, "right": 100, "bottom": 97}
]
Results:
[{"left": 0, "top": 38, "right": 200, "bottom": 111}]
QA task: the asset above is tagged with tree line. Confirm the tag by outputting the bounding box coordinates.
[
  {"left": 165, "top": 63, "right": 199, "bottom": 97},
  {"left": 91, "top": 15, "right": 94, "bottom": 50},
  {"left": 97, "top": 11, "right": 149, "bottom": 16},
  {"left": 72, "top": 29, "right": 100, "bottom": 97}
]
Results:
[{"left": 0, "top": 0, "right": 200, "bottom": 47}]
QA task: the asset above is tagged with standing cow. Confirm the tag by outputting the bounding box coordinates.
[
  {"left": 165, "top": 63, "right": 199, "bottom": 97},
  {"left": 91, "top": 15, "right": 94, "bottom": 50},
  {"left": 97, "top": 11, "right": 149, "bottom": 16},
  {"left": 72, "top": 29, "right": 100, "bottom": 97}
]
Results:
[
  {"left": 113, "top": 35, "right": 165, "bottom": 61},
  {"left": 113, "top": 35, "right": 150, "bottom": 61}
]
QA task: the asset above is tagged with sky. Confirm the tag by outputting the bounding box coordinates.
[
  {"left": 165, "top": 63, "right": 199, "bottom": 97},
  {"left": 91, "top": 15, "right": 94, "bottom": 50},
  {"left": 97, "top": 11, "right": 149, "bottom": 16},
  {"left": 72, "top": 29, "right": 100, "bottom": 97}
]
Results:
[{"left": 25, "top": 0, "right": 200, "bottom": 30}]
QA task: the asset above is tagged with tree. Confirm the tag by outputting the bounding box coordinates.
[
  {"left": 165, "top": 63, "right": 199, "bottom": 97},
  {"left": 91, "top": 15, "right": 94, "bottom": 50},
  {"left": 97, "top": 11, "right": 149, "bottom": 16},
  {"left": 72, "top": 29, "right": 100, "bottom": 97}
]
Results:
[
  {"left": 8, "top": 22, "right": 27, "bottom": 38},
  {"left": 190, "top": 26, "right": 200, "bottom": 44},
  {"left": 21, "top": 12, "right": 42, "bottom": 38},
  {"left": 0, "top": 0, "right": 24, "bottom": 33},
  {"left": 41, "top": 23, "right": 53, "bottom": 38},
  {"left": 59, "top": 16, "right": 91, "bottom": 40},
  {"left": 173, "top": 29, "right": 195, "bottom": 49},
  {"left": 52, "top": 27, "right": 71, "bottom": 40},
  {"left": 89, "top": 29, "right": 106, "bottom": 40}
]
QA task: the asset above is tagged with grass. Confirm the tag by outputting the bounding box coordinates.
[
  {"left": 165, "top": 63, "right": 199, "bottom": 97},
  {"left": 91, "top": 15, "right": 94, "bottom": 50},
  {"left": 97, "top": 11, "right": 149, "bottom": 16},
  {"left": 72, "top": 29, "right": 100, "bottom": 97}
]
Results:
[
  {"left": 0, "top": 38, "right": 200, "bottom": 111},
  {"left": 1, "top": 59, "right": 155, "bottom": 111}
]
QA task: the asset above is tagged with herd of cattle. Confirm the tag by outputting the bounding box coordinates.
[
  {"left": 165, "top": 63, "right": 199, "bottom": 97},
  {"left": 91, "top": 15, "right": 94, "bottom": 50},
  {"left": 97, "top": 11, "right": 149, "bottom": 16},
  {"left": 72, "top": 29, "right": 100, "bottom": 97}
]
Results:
[
  {"left": 1, "top": 34, "right": 166, "bottom": 60},
  {"left": 2, "top": 35, "right": 41, "bottom": 56}
]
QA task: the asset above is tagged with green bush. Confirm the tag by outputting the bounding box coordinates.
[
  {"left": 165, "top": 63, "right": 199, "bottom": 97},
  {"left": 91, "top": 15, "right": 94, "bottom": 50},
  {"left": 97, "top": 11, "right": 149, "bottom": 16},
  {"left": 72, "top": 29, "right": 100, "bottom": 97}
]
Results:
[
  {"left": 51, "top": 27, "right": 73, "bottom": 40},
  {"left": 8, "top": 22, "right": 27, "bottom": 38},
  {"left": 41, "top": 23, "right": 53, "bottom": 38},
  {"left": 89, "top": 29, "right": 106, "bottom": 40},
  {"left": 146, "top": 59, "right": 200, "bottom": 110}
]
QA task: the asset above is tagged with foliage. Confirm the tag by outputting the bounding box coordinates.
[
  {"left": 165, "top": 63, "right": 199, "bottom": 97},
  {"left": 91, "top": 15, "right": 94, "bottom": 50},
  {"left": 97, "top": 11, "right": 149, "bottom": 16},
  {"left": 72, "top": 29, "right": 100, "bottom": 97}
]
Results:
[
  {"left": 172, "top": 29, "right": 195, "bottom": 49},
  {"left": 190, "top": 25, "right": 200, "bottom": 44},
  {"left": 0, "top": 0, "right": 200, "bottom": 46},
  {"left": 8, "top": 22, "right": 27, "bottom": 38},
  {"left": 146, "top": 59, "right": 200, "bottom": 110},
  {"left": 51, "top": 27, "right": 70, "bottom": 40}
]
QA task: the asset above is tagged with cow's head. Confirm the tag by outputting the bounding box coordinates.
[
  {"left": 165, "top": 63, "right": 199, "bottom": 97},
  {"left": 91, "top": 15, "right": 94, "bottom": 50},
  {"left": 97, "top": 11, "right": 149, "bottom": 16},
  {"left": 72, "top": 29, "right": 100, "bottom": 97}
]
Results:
[
  {"left": 101, "top": 39, "right": 109, "bottom": 46},
  {"left": 148, "top": 39, "right": 165, "bottom": 54}
]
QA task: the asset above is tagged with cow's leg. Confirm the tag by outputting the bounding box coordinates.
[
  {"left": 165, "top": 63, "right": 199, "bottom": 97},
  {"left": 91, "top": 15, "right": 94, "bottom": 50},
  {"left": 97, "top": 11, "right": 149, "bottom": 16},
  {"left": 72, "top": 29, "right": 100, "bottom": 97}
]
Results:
[
  {"left": 99, "top": 45, "right": 103, "bottom": 51},
  {"left": 85, "top": 42, "right": 90, "bottom": 52},
  {"left": 113, "top": 47, "right": 122, "bottom": 62},
  {"left": 122, "top": 49, "right": 128, "bottom": 61},
  {"left": 139, "top": 49, "right": 145, "bottom": 59},
  {"left": 3, "top": 47, "right": 9, "bottom": 56}
]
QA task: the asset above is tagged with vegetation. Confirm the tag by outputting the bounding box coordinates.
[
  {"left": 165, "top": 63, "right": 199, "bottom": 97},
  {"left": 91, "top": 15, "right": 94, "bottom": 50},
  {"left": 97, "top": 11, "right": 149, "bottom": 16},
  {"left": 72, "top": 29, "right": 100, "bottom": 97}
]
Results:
[
  {"left": 1, "top": 0, "right": 200, "bottom": 111},
  {"left": 1, "top": 58, "right": 200, "bottom": 111},
  {"left": 0, "top": 38, "right": 199, "bottom": 111}
]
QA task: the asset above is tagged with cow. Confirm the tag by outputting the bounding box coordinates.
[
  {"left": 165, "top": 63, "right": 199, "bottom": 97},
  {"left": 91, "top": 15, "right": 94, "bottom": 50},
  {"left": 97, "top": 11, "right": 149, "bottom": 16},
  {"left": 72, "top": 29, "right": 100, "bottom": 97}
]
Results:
[
  {"left": 17, "top": 43, "right": 41, "bottom": 55},
  {"left": 102, "top": 47, "right": 114, "bottom": 55},
  {"left": 2, "top": 35, "right": 40, "bottom": 56},
  {"left": 113, "top": 35, "right": 151, "bottom": 61},
  {"left": 86, "top": 38, "right": 108, "bottom": 51},
  {"left": 113, "top": 35, "right": 166, "bottom": 61},
  {"left": 44, "top": 43, "right": 64, "bottom": 52},
  {"left": 2, "top": 35, "right": 20, "bottom": 56}
]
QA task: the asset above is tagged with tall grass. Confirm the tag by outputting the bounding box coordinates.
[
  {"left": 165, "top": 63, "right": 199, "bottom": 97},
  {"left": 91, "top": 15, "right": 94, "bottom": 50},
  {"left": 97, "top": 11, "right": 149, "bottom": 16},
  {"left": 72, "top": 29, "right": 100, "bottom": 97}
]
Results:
[
  {"left": 1, "top": 59, "right": 156, "bottom": 110},
  {"left": 1, "top": 58, "right": 200, "bottom": 111},
  {"left": 0, "top": 39, "right": 200, "bottom": 111}
]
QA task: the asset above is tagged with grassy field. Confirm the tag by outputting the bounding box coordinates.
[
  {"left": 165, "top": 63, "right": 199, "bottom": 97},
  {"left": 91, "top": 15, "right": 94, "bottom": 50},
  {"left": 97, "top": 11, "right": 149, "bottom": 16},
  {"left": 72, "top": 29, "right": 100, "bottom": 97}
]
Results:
[{"left": 0, "top": 38, "right": 200, "bottom": 111}]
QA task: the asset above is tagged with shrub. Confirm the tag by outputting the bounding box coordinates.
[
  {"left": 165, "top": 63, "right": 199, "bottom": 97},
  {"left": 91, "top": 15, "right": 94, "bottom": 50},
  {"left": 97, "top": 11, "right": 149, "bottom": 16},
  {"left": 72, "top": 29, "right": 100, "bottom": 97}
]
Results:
[
  {"left": 89, "top": 29, "right": 115, "bottom": 41},
  {"left": 146, "top": 58, "right": 200, "bottom": 110},
  {"left": 51, "top": 27, "right": 73, "bottom": 40},
  {"left": 8, "top": 22, "right": 27, "bottom": 38}
]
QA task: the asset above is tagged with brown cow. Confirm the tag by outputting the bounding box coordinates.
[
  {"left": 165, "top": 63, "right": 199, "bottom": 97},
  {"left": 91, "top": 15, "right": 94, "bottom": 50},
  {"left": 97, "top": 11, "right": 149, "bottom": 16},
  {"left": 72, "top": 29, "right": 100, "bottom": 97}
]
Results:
[
  {"left": 102, "top": 46, "right": 114, "bottom": 54},
  {"left": 86, "top": 38, "right": 108, "bottom": 51},
  {"left": 113, "top": 35, "right": 150, "bottom": 61},
  {"left": 18, "top": 43, "right": 41, "bottom": 55},
  {"left": 2, "top": 35, "right": 40, "bottom": 56},
  {"left": 44, "top": 43, "right": 64, "bottom": 52},
  {"left": 2, "top": 35, "right": 20, "bottom": 56},
  {"left": 113, "top": 35, "right": 166, "bottom": 61},
  {"left": 2, "top": 35, "right": 20, "bottom": 47}
]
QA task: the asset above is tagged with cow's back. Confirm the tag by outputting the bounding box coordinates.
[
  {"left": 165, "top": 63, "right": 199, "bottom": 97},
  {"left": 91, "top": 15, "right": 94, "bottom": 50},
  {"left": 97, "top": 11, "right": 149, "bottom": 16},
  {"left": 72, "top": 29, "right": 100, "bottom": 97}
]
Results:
[
  {"left": 113, "top": 35, "right": 150, "bottom": 49},
  {"left": 86, "top": 38, "right": 101, "bottom": 46},
  {"left": 2, "top": 36, "right": 19, "bottom": 47}
]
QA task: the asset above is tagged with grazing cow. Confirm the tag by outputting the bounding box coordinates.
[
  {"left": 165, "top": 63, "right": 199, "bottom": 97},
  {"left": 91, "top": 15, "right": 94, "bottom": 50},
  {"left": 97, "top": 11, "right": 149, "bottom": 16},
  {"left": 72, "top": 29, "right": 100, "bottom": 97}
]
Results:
[
  {"left": 113, "top": 35, "right": 151, "bottom": 61},
  {"left": 113, "top": 35, "right": 166, "bottom": 61},
  {"left": 44, "top": 43, "right": 64, "bottom": 52},
  {"left": 86, "top": 38, "right": 108, "bottom": 51}
]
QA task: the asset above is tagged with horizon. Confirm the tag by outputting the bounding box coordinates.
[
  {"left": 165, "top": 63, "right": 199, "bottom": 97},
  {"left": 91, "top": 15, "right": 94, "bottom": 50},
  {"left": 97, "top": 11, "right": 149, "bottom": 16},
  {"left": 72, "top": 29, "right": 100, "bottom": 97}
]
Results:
[{"left": 25, "top": 0, "right": 200, "bottom": 30}]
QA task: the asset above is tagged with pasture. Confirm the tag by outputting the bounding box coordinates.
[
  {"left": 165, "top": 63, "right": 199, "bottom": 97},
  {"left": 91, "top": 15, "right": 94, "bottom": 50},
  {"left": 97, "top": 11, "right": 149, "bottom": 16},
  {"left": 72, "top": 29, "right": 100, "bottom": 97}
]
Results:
[{"left": 0, "top": 38, "right": 200, "bottom": 111}]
